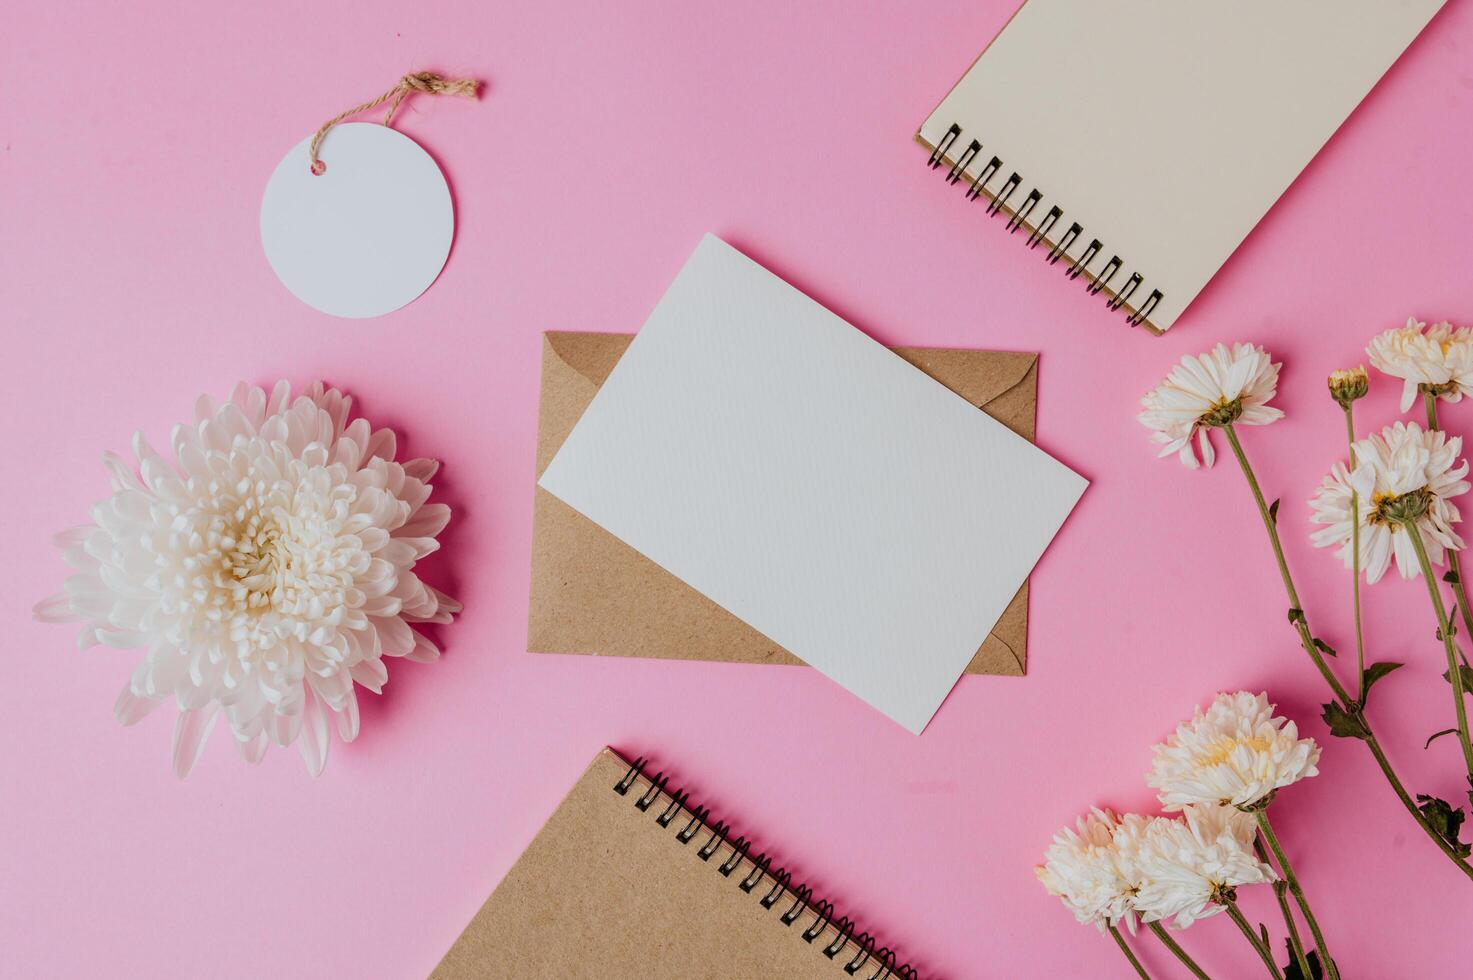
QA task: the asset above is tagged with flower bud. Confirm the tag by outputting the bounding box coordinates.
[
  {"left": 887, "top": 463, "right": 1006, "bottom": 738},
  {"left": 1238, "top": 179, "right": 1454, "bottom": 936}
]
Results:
[{"left": 1328, "top": 366, "right": 1368, "bottom": 408}]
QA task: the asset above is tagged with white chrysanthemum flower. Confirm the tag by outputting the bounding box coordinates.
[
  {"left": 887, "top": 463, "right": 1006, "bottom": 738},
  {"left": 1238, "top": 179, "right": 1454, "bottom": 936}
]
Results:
[
  {"left": 1367, "top": 317, "right": 1473, "bottom": 412},
  {"left": 1147, "top": 692, "right": 1320, "bottom": 811},
  {"left": 1132, "top": 805, "right": 1276, "bottom": 928},
  {"left": 1138, "top": 343, "right": 1284, "bottom": 469},
  {"left": 33, "top": 381, "right": 460, "bottom": 778},
  {"left": 1035, "top": 808, "right": 1138, "bottom": 932},
  {"left": 1310, "top": 421, "right": 1468, "bottom": 583}
]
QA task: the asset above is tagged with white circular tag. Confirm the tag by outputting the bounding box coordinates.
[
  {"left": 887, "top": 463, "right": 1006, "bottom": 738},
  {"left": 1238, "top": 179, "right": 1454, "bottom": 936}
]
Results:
[{"left": 260, "top": 122, "right": 453, "bottom": 318}]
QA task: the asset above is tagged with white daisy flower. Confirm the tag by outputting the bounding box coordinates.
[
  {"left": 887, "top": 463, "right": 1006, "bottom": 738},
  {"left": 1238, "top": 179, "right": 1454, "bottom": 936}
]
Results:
[
  {"left": 1367, "top": 317, "right": 1473, "bottom": 412},
  {"left": 1035, "top": 808, "right": 1139, "bottom": 932},
  {"left": 1132, "top": 805, "right": 1276, "bottom": 928},
  {"left": 1310, "top": 421, "right": 1469, "bottom": 583},
  {"left": 1147, "top": 691, "right": 1320, "bottom": 811},
  {"left": 1138, "top": 343, "right": 1284, "bottom": 469},
  {"left": 33, "top": 381, "right": 460, "bottom": 777}
]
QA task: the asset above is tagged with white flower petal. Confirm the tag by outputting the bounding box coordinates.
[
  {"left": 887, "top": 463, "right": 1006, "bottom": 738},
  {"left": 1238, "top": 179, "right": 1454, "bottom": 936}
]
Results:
[
  {"left": 114, "top": 687, "right": 162, "bottom": 726},
  {"left": 333, "top": 688, "right": 361, "bottom": 743},
  {"left": 171, "top": 704, "right": 220, "bottom": 779},
  {"left": 1197, "top": 428, "right": 1215, "bottom": 469},
  {"left": 296, "top": 690, "right": 329, "bottom": 777},
  {"left": 235, "top": 730, "right": 269, "bottom": 764},
  {"left": 33, "top": 593, "right": 81, "bottom": 623}
]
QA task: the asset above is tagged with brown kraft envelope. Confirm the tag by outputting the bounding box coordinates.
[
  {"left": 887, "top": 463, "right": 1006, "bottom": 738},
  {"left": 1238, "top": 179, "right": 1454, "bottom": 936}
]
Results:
[{"left": 529, "top": 331, "right": 1039, "bottom": 676}]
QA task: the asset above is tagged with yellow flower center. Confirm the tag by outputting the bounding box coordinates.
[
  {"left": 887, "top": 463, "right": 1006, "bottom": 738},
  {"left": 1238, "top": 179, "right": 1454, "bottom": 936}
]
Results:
[{"left": 1194, "top": 735, "right": 1273, "bottom": 770}]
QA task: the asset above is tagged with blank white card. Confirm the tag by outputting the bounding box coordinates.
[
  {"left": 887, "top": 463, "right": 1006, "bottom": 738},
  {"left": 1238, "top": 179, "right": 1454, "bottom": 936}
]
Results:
[{"left": 539, "top": 235, "right": 1087, "bottom": 732}]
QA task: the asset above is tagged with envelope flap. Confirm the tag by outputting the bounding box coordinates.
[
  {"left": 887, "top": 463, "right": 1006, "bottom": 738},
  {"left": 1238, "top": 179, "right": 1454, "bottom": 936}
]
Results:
[
  {"left": 893, "top": 347, "right": 1038, "bottom": 439},
  {"left": 892, "top": 346, "right": 1036, "bottom": 407},
  {"left": 538, "top": 333, "right": 636, "bottom": 474},
  {"left": 546, "top": 331, "right": 635, "bottom": 388}
]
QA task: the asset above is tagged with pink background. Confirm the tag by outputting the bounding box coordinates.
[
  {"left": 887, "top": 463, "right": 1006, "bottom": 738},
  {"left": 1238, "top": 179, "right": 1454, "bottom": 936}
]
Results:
[{"left": 4, "top": 1, "right": 1472, "bottom": 976}]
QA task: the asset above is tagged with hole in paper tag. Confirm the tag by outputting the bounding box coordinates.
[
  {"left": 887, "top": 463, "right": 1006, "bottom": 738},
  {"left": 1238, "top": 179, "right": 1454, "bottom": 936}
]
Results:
[{"left": 260, "top": 122, "right": 453, "bottom": 319}]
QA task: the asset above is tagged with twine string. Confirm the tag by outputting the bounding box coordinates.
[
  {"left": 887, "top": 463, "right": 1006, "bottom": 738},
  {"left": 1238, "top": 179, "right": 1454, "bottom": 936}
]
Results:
[{"left": 308, "top": 71, "right": 479, "bottom": 174}]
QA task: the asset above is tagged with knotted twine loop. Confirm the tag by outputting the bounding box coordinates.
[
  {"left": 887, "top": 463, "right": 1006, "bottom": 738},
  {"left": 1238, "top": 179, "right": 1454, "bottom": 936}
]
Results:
[{"left": 308, "top": 71, "right": 479, "bottom": 175}]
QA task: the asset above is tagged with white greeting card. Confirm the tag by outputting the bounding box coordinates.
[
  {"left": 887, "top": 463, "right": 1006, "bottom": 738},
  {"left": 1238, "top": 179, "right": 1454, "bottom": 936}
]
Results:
[{"left": 539, "top": 235, "right": 1087, "bottom": 732}]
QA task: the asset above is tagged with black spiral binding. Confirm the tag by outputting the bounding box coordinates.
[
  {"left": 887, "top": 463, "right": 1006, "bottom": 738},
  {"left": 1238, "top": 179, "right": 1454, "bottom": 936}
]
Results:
[
  {"left": 615, "top": 756, "right": 921, "bottom": 980},
  {"left": 926, "top": 122, "right": 1163, "bottom": 331}
]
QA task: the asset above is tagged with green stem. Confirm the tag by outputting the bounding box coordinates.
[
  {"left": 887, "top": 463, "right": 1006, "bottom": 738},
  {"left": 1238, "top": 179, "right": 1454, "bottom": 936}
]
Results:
[
  {"left": 1225, "top": 901, "right": 1283, "bottom": 980},
  {"left": 1402, "top": 517, "right": 1473, "bottom": 779},
  {"left": 1256, "top": 837, "right": 1309, "bottom": 980},
  {"left": 1223, "top": 423, "right": 1473, "bottom": 882},
  {"left": 1147, "top": 922, "right": 1210, "bottom": 980},
  {"left": 1255, "top": 812, "right": 1337, "bottom": 980},
  {"left": 1424, "top": 392, "right": 1473, "bottom": 662},
  {"left": 1365, "top": 726, "right": 1473, "bottom": 878},
  {"left": 1342, "top": 405, "right": 1367, "bottom": 700},
  {"left": 1222, "top": 425, "right": 1351, "bottom": 704},
  {"left": 1108, "top": 923, "right": 1152, "bottom": 980}
]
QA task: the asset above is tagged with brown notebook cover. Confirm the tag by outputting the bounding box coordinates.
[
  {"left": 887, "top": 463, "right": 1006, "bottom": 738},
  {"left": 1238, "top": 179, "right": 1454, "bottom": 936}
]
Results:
[
  {"left": 433, "top": 749, "right": 919, "bottom": 979},
  {"left": 529, "top": 331, "right": 1038, "bottom": 676}
]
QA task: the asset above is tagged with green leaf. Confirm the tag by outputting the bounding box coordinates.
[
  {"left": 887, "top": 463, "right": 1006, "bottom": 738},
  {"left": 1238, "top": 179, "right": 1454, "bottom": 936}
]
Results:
[
  {"left": 1426, "top": 728, "right": 1460, "bottom": 749},
  {"left": 1312, "top": 637, "right": 1337, "bottom": 658},
  {"left": 1360, "top": 661, "right": 1403, "bottom": 703},
  {"left": 1443, "top": 665, "right": 1473, "bottom": 692},
  {"left": 1288, "top": 607, "right": 1305, "bottom": 626},
  {"left": 1416, "top": 794, "right": 1473, "bottom": 859},
  {"left": 1269, "top": 498, "right": 1281, "bottom": 524},
  {"left": 1283, "top": 946, "right": 1327, "bottom": 980},
  {"left": 1321, "top": 701, "right": 1369, "bottom": 740},
  {"left": 1446, "top": 569, "right": 1462, "bottom": 585}
]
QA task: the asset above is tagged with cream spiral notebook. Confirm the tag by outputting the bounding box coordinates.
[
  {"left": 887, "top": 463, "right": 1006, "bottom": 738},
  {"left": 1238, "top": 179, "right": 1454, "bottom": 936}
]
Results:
[{"left": 917, "top": 0, "right": 1446, "bottom": 334}]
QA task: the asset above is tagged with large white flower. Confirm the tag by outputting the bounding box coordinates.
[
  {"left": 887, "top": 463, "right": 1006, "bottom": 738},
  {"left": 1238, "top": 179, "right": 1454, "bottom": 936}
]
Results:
[
  {"left": 1367, "top": 317, "right": 1473, "bottom": 412},
  {"left": 33, "top": 381, "right": 460, "bottom": 777},
  {"left": 1138, "top": 343, "right": 1284, "bottom": 469},
  {"left": 1035, "top": 808, "right": 1138, "bottom": 932},
  {"left": 1310, "top": 421, "right": 1468, "bottom": 583},
  {"left": 1132, "top": 805, "right": 1276, "bottom": 928},
  {"left": 1147, "top": 692, "right": 1320, "bottom": 811}
]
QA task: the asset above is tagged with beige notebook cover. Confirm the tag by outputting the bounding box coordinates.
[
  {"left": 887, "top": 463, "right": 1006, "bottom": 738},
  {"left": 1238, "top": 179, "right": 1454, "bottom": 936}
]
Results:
[
  {"left": 917, "top": 0, "right": 1447, "bottom": 333},
  {"left": 433, "top": 749, "right": 919, "bottom": 979},
  {"left": 529, "top": 331, "right": 1038, "bottom": 676}
]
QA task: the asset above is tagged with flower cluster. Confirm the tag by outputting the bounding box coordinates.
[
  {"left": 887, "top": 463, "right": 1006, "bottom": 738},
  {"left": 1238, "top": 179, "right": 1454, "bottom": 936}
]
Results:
[
  {"left": 1135, "top": 320, "right": 1473, "bottom": 938},
  {"left": 1036, "top": 802, "right": 1274, "bottom": 932},
  {"left": 1038, "top": 693, "right": 1324, "bottom": 976},
  {"left": 33, "top": 381, "right": 459, "bottom": 777}
]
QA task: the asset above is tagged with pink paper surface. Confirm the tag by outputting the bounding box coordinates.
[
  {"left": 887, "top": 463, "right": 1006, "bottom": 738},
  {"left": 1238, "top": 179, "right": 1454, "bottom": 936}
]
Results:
[{"left": 2, "top": 1, "right": 1470, "bottom": 976}]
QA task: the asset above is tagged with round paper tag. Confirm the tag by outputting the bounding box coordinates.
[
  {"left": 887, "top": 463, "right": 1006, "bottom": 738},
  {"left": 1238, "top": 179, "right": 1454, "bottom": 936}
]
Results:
[{"left": 260, "top": 122, "right": 453, "bottom": 318}]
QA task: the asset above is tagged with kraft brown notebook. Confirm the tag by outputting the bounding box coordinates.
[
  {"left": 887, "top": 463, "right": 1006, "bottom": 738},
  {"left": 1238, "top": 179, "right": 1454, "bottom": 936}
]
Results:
[
  {"left": 433, "top": 749, "right": 919, "bottom": 979},
  {"left": 529, "top": 331, "right": 1037, "bottom": 676}
]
